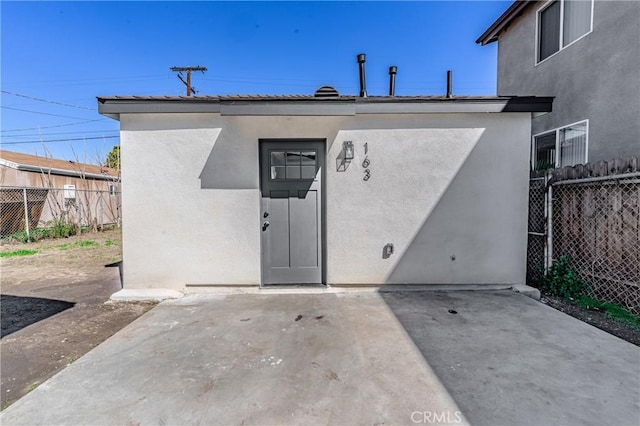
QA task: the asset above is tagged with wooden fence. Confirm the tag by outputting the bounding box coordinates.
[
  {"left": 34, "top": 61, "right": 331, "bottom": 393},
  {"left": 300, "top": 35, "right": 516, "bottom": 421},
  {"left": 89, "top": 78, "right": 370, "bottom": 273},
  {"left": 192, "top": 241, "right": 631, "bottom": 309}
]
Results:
[{"left": 528, "top": 157, "right": 640, "bottom": 315}]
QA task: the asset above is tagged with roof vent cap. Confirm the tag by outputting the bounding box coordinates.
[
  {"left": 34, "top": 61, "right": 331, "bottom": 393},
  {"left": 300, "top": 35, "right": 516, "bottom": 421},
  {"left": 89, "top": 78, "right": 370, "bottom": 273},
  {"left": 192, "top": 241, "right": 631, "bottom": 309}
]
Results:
[{"left": 314, "top": 85, "right": 339, "bottom": 98}]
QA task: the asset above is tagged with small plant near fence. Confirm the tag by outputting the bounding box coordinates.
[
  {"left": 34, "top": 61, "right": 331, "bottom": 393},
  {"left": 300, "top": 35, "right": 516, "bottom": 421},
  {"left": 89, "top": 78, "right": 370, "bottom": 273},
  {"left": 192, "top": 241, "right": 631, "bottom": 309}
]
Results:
[
  {"left": 51, "top": 219, "right": 79, "bottom": 239},
  {"left": 539, "top": 256, "right": 588, "bottom": 299},
  {"left": 1, "top": 220, "right": 79, "bottom": 243},
  {"left": 577, "top": 296, "right": 640, "bottom": 329},
  {"left": 1, "top": 186, "right": 121, "bottom": 244},
  {"left": 528, "top": 158, "right": 640, "bottom": 319},
  {"left": 539, "top": 256, "right": 640, "bottom": 329}
]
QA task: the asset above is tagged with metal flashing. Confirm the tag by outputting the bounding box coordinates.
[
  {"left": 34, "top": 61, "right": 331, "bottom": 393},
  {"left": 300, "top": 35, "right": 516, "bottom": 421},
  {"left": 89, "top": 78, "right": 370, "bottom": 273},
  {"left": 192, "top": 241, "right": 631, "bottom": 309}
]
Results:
[
  {"left": 97, "top": 95, "right": 553, "bottom": 119},
  {"left": 220, "top": 100, "right": 355, "bottom": 116},
  {"left": 14, "top": 165, "right": 117, "bottom": 181}
]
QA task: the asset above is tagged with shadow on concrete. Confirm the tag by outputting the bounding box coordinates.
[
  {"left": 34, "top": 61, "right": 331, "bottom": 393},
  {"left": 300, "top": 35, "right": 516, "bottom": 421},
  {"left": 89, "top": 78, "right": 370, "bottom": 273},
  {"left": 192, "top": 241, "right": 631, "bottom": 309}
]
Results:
[
  {"left": 105, "top": 261, "right": 123, "bottom": 289},
  {"left": 377, "top": 290, "right": 640, "bottom": 426},
  {"left": 0, "top": 294, "right": 75, "bottom": 338}
]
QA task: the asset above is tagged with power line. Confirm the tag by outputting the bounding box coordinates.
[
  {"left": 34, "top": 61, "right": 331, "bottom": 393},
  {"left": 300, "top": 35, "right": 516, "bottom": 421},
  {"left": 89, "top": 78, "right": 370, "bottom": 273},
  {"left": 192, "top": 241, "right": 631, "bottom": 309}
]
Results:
[
  {"left": 0, "top": 119, "right": 107, "bottom": 133},
  {"left": 2, "top": 136, "right": 119, "bottom": 145},
  {"left": 1, "top": 90, "right": 95, "bottom": 110},
  {"left": 7, "top": 74, "right": 167, "bottom": 85},
  {"left": 2, "top": 129, "right": 119, "bottom": 139},
  {"left": 1, "top": 106, "right": 97, "bottom": 120}
]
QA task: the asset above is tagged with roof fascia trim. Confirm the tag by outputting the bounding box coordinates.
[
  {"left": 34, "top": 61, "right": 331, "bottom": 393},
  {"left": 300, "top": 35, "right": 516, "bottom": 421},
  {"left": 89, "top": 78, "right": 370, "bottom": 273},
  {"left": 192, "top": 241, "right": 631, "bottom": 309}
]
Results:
[
  {"left": 220, "top": 101, "right": 355, "bottom": 116},
  {"left": 97, "top": 96, "right": 552, "bottom": 117},
  {"left": 356, "top": 102, "right": 508, "bottom": 114},
  {"left": 98, "top": 100, "right": 221, "bottom": 117},
  {"left": 15, "top": 164, "right": 118, "bottom": 181},
  {"left": 476, "top": 0, "right": 534, "bottom": 45},
  {"left": 0, "top": 158, "right": 19, "bottom": 169}
]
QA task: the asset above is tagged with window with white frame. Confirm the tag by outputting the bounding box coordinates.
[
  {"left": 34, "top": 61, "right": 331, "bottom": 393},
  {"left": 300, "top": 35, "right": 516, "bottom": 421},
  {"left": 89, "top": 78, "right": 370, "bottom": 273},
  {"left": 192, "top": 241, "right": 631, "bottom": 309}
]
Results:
[
  {"left": 533, "top": 120, "right": 588, "bottom": 170},
  {"left": 537, "top": 0, "right": 593, "bottom": 63}
]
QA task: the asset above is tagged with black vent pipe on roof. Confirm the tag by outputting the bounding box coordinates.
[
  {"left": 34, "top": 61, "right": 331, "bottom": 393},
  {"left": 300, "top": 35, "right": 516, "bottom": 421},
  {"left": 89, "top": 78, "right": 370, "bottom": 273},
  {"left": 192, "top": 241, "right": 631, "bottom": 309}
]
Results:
[
  {"left": 389, "top": 66, "right": 397, "bottom": 96},
  {"left": 446, "top": 70, "right": 453, "bottom": 98},
  {"left": 357, "top": 54, "right": 367, "bottom": 97}
]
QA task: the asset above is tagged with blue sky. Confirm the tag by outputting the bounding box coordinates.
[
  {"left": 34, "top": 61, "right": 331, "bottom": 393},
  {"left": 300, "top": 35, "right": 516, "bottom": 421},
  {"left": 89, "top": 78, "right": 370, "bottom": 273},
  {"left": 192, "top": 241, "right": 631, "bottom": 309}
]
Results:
[{"left": 1, "top": 1, "right": 509, "bottom": 163}]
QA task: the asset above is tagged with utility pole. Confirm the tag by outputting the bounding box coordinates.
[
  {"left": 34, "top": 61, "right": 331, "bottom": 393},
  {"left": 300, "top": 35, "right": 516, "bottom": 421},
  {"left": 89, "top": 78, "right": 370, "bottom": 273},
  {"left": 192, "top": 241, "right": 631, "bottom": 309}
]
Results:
[{"left": 170, "top": 66, "right": 207, "bottom": 96}]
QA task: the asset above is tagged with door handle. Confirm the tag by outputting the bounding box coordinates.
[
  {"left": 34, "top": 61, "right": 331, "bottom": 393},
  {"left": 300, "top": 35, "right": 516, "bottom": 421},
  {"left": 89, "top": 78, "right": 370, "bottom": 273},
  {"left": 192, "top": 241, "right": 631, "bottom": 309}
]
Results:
[{"left": 262, "top": 221, "right": 270, "bottom": 231}]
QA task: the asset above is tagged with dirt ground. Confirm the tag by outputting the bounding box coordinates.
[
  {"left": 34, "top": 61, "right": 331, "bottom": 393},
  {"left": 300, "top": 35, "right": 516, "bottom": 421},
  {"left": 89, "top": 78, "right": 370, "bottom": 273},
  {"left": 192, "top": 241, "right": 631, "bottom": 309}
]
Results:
[
  {"left": 0, "top": 229, "right": 155, "bottom": 410},
  {"left": 540, "top": 294, "right": 640, "bottom": 346}
]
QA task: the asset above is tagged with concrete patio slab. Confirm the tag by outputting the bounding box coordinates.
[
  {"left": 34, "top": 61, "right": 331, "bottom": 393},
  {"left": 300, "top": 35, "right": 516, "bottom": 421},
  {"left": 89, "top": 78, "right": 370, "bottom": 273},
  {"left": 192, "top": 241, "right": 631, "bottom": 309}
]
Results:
[
  {"left": 0, "top": 293, "right": 465, "bottom": 425},
  {"left": 381, "top": 290, "right": 640, "bottom": 426},
  {"left": 2, "top": 290, "right": 638, "bottom": 426}
]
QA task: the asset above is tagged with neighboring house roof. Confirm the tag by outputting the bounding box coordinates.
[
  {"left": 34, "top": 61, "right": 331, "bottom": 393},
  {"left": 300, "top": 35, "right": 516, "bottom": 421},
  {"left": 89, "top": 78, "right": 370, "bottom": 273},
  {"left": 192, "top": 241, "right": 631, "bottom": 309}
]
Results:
[
  {"left": 0, "top": 150, "right": 119, "bottom": 181},
  {"left": 476, "top": 0, "right": 535, "bottom": 45},
  {"left": 98, "top": 94, "right": 553, "bottom": 119}
]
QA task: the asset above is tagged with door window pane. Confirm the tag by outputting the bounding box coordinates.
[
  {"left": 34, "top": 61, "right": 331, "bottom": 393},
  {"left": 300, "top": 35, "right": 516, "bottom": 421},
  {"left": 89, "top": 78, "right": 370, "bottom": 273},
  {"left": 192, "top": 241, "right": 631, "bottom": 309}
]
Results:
[
  {"left": 286, "top": 166, "right": 301, "bottom": 179},
  {"left": 286, "top": 152, "right": 301, "bottom": 164},
  {"left": 269, "top": 148, "right": 319, "bottom": 180},
  {"left": 539, "top": 1, "right": 560, "bottom": 61},
  {"left": 270, "top": 151, "right": 285, "bottom": 166},
  {"left": 271, "top": 166, "right": 286, "bottom": 179},
  {"left": 301, "top": 166, "right": 316, "bottom": 179},
  {"left": 301, "top": 151, "right": 316, "bottom": 166}
]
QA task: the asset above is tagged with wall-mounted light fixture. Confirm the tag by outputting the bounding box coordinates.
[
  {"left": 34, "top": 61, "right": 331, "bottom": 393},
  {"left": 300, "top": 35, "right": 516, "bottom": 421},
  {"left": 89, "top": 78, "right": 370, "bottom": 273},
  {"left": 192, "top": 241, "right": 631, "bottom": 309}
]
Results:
[{"left": 343, "top": 141, "right": 354, "bottom": 160}]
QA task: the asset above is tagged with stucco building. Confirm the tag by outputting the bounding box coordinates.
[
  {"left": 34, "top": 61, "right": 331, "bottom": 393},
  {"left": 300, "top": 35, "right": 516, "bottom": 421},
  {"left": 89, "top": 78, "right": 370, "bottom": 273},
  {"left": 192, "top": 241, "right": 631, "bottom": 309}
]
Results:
[
  {"left": 477, "top": 0, "right": 640, "bottom": 170},
  {"left": 98, "top": 92, "right": 551, "bottom": 295}
]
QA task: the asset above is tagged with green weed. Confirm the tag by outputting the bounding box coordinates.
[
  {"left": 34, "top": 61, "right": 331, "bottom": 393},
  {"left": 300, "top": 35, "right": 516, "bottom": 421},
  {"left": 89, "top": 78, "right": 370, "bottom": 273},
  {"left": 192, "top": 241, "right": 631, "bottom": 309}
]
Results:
[
  {"left": 105, "top": 239, "right": 114, "bottom": 246},
  {"left": 577, "top": 296, "right": 640, "bottom": 329},
  {"left": 25, "top": 383, "right": 39, "bottom": 393},
  {"left": 2, "top": 227, "right": 51, "bottom": 243},
  {"left": 540, "top": 256, "right": 588, "bottom": 299},
  {"left": 51, "top": 220, "right": 77, "bottom": 238},
  {"left": 77, "top": 240, "right": 98, "bottom": 248},
  {"left": 0, "top": 249, "right": 38, "bottom": 258}
]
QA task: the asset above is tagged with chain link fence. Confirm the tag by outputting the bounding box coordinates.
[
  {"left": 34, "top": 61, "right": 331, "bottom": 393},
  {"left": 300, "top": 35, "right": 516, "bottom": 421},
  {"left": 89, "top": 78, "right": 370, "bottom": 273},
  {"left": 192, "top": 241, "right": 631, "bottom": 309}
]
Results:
[
  {"left": 527, "top": 175, "right": 547, "bottom": 284},
  {"left": 0, "top": 186, "right": 121, "bottom": 239},
  {"left": 552, "top": 176, "right": 639, "bottom": 314},
  {"left": 528, "top": 163, "right": 640, "bottom": 315}
]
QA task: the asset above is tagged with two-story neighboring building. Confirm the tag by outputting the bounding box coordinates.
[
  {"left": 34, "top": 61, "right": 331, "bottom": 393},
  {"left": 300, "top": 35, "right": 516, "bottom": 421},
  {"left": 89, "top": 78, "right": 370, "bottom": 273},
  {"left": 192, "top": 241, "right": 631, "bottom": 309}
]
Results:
[{"left": 477, "top": 0, "right": 640, "bottom": 170}]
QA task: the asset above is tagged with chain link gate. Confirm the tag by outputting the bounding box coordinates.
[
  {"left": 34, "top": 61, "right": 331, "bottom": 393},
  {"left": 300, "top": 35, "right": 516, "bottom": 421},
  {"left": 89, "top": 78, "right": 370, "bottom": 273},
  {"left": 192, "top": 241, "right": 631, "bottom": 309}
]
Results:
[{"left": 527, "top": 173, "right": 549, "bottom": 285}]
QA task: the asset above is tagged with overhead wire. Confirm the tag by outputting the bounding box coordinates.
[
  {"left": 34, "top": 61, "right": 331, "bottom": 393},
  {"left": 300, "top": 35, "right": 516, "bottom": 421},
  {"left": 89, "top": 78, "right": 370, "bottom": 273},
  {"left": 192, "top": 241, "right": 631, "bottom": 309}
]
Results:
[
  {"left": 2, "top": 129, "right": 119, "bottom": 139},
  {"left": 1, "top": 106, "right": 98, "bottom": 120},
  {"left": 1, "top": 90, "right": 95, "bottom": 110},
  {"left": 0, "top": 119, "right": 107, "bottom": 133},
  {"left": 2, "top": 136, "right": 119, "bottom": 145}
]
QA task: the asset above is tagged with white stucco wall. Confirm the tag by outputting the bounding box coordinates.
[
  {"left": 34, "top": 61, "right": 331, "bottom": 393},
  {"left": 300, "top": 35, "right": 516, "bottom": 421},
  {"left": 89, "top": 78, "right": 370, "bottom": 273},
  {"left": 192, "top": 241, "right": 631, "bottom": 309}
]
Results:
[{"left": 120, "top": 112, "right": 531, "bottom": 290}]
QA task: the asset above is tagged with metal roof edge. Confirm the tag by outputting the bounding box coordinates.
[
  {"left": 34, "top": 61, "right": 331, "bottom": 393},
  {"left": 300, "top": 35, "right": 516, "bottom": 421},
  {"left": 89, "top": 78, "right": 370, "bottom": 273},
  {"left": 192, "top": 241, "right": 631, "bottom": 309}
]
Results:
[
  {"left": 15, "top": 164, "right": 120, "bottom": 181},
  {"left": 97, "top": 95, "right": 553, "bottom": 117},
  {"left": 0, "top": 158, "right": 19, "bottom": 170}
]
